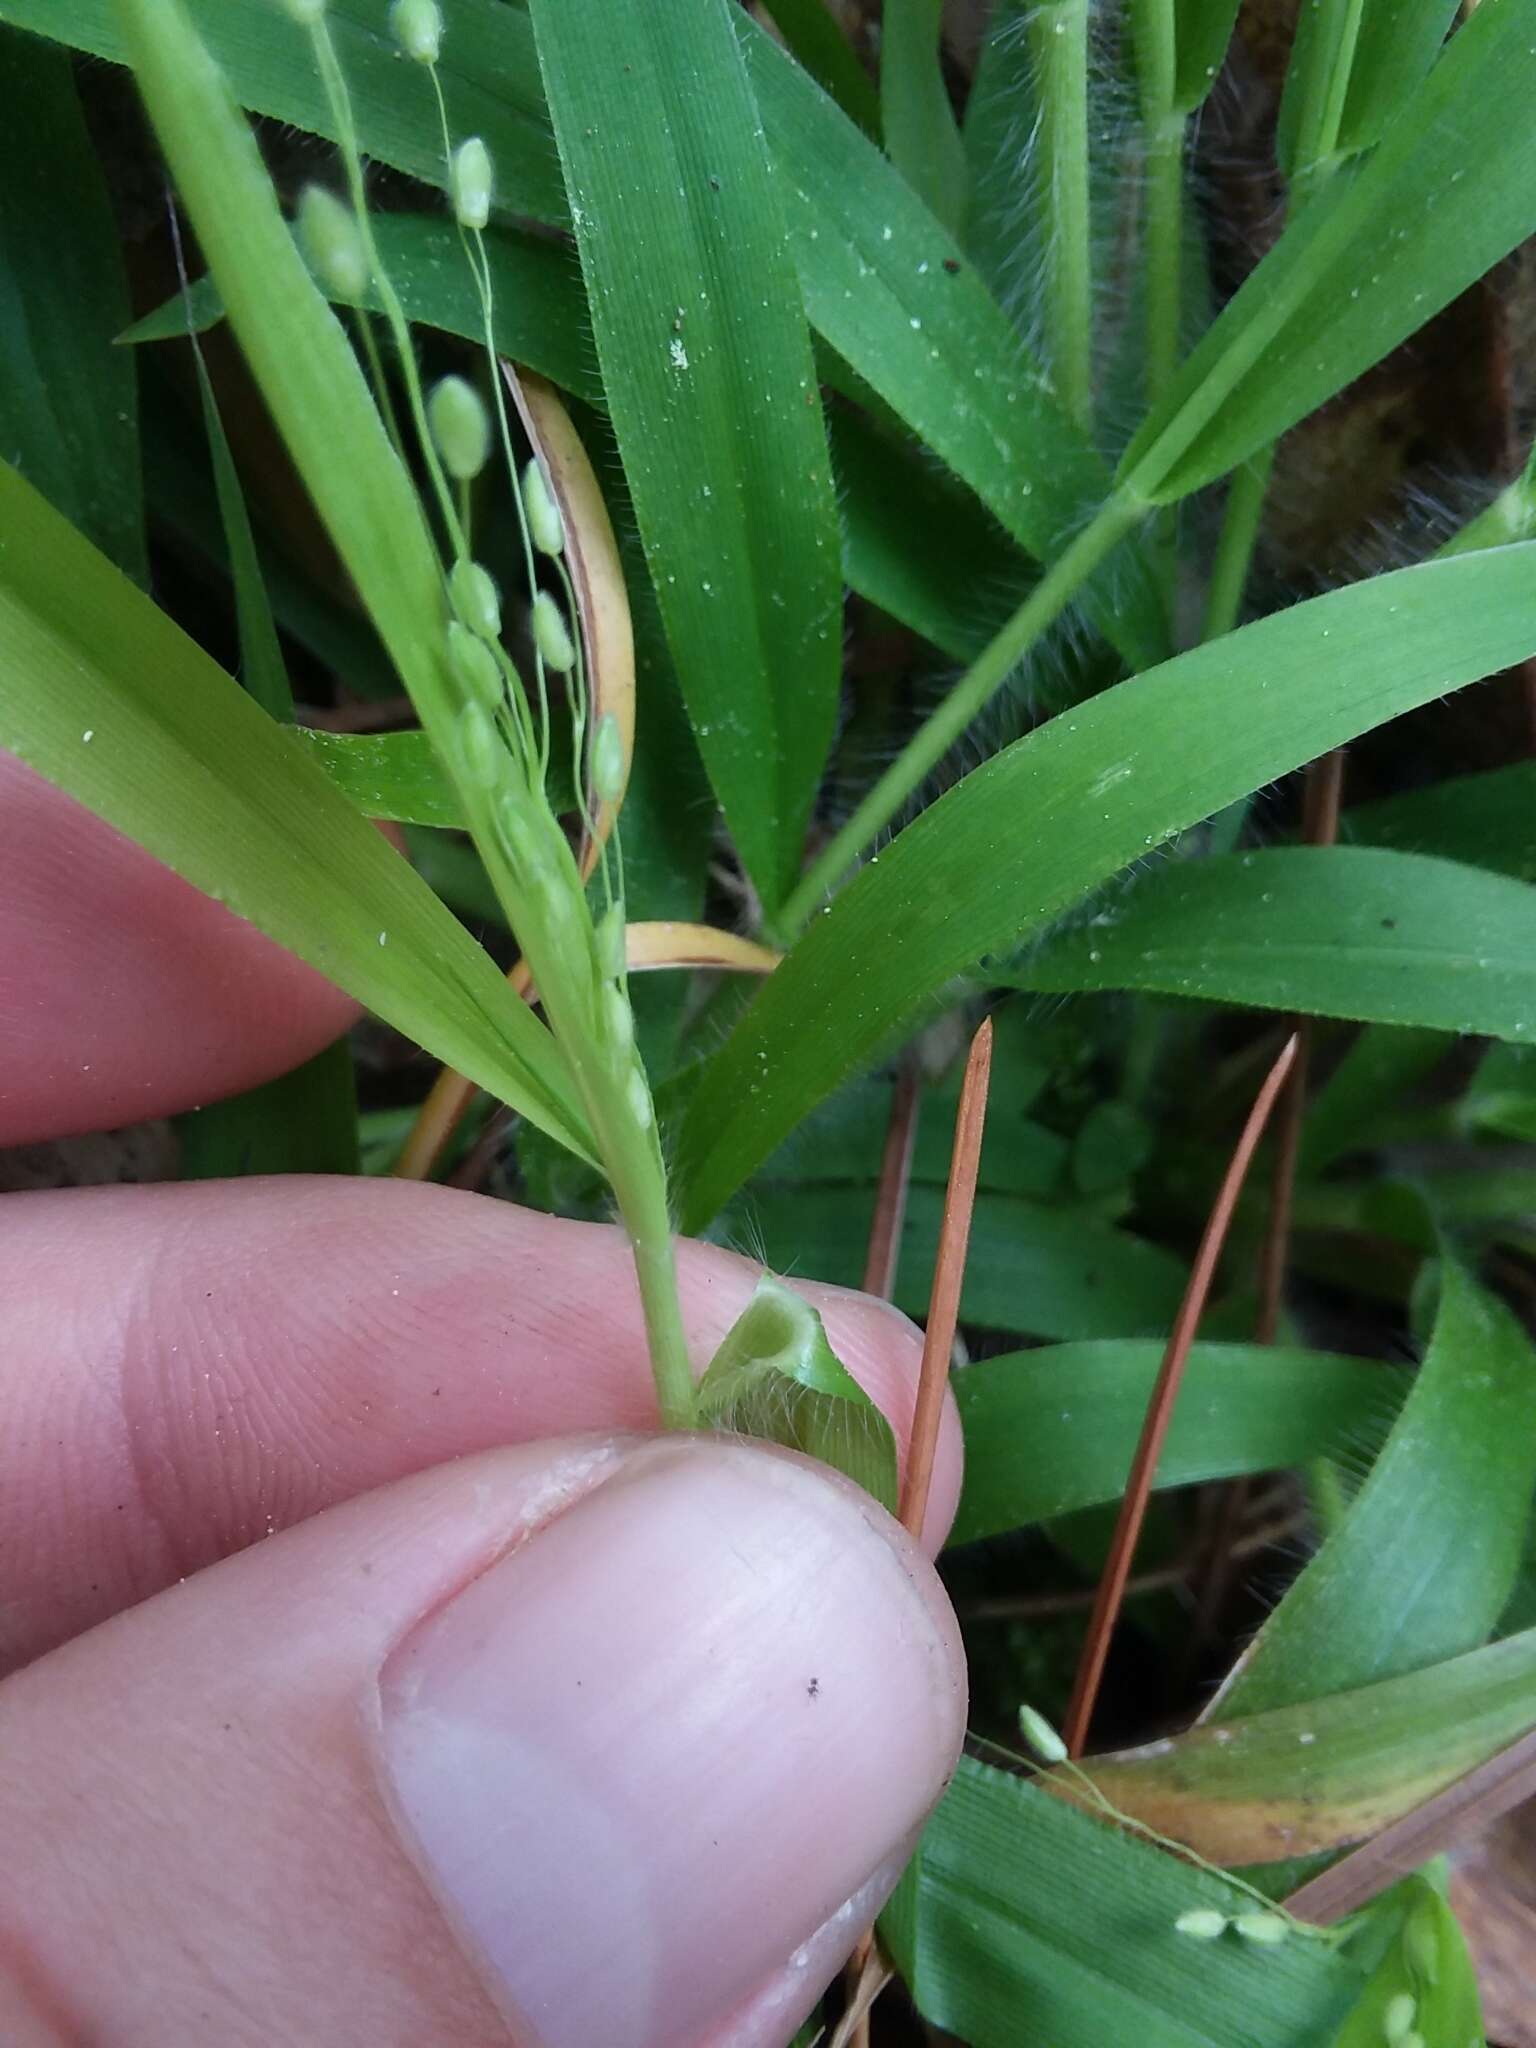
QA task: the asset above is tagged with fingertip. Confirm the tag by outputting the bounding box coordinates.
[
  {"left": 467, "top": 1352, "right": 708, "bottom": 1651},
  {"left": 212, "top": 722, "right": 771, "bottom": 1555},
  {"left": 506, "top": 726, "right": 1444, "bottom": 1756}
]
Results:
[
  {"left": 378, "top": 1435, "right": 964, "bottom": 2047},
  {"left": 0, "top": 755, "right": 358, "bottom": 1144}
]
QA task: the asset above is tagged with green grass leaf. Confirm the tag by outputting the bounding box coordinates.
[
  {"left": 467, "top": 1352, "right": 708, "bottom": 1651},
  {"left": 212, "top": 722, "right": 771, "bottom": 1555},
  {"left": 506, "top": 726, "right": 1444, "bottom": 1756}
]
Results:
[
  {"left": 1301, "top": 1025, "right": 1452, "bottom": 1174},
  {"left": 951, "top": 1342, "right": 1398, "bottom": 1547},
  {"left": 526, "top": 0, "right": 843, "bottom": 911},
  {"left": 1123, "top": 0, "right": 1536, "bottom": 503},
  {"left": 1313, "top": 0, "right": 1458, "bottom": 163},
  {"left": 176, "top": 1038, "right": 359, "bottom": 1178},
  {"left": 1346, "top": 759, "right": 1536, "bottom": 883},
  {"left": 1172, "top": 0, "right": 1243, "bottom": 113},
  {"left": 1010, "top": 846, "right": 1536, "bottom": 1045},
  {"left": 189, "top": 350, "right": 293, "bottom": 722},
  {"left": 881, "top": 0, "right": 967, "bottom": 235},
  {"left": 24, "top": 0, "right": 1168, "bottom": 676},
  {"left": 0, "top": 457, "right": 591, "bottom": 1162},
  {"left": 0, "top": 0, "right": 567, "bottom": 225},
  {"left": 129, "top": 219, "right": 1034, "bottom": 673},
  {"left": 1461, "top": 1041, "right": 1536, "bottom": 1144},
  {"left": 295, "top": 728, "right": 465, "bottom": 829},
  {"left": 758, "top": 1058, "right": 1067, "bottom": 1198},
  {"left": 1220, "top": 1256, "right": 1536, "bottom": 1718},
  {"left": 140, "top": 361, "right": 400, "bottom": 703},
  {"left": 830, "top": 404, "right": 1029, "bottom": 661},
  {"left": 882, "top": 1757, "right": 1362, "bottom": 2048},
  {"left": 677, "top": 545, "right": 1536, "bottom": 1228},
  {"left": 730, "top": 1184, "right": 1185, "bottom": 1341},
  {"left": 122, "top": 211, "right": 601, "bottom": 406},
  {"left": 756, "top": 0, "right": 880, "bottom": 137},
  {"left": 0, "top": 27, "right": 144, "bottom": 581},
  {"left": 740, "top": 17, "right": 1170, "bottom": 675}
]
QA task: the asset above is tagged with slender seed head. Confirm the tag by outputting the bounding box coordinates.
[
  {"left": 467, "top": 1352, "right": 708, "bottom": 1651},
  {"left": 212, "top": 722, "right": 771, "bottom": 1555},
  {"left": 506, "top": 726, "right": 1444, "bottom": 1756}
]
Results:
[
  {"left": 390, "top": 0, "right": 441, "bottom": 63},
  {"left": 1233, "top": 1912, "right": 1289, "bottom": 1946},
  {"left": 296, "top": 184, "right": 368, "bottom": 301},
  {"left": 449, "top": 558, "right": 502, "bottom": 640},
  {"left": 1018, "top": 1704, "right": 1069, "bottom": 1765},
  {"left": 447, "top": 621, "right": 503, "bottom": 711},
  {"left": 1383, "top": 1994, "right": 1417, "bottom": 2046},
  {"left": 457, "top": 702, "right": 503, "bottom": 788},
  {"left": 1173, "top": 1909, "right": 1229, "bottom": 1942},
  {"left": 532, "top": 590, "right": 577, "bottom": 673},
  {"left": 452, "top": 136, "right": 493, "bottom": 230},
  {"left": 522, "top": 457, "right": 565, "bottom": 555},
  {"left": 590, "top": 713, "right": 626, "bottom": 806},
  {"left": 428, "top": 375, "right": 491, "bottom": 481}
]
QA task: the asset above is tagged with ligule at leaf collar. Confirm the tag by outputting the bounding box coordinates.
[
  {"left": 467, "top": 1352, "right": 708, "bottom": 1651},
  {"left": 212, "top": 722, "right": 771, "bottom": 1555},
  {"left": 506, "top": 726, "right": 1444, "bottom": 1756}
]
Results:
[{"left": 697, "top": 1276, "right": 898, "bottom": 1514}]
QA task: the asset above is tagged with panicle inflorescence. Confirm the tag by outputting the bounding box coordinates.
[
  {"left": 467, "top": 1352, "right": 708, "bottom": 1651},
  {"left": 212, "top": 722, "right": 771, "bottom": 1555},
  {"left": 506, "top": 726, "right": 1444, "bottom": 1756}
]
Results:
[{"left": 272, "top": 0, "right": 693, "bottom": 1428}]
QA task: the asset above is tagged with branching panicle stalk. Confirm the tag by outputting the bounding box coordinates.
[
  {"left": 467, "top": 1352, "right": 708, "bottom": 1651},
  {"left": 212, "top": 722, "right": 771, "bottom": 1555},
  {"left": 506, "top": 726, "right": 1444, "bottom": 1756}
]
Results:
[{"left": 294, "top": 1, "right": 697, "bottom": 1426}]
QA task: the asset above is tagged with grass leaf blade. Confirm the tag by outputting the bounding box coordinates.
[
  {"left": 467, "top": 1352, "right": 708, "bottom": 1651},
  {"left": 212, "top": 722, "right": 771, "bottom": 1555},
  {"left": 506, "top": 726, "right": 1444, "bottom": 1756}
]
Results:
[
  {"left": 1011, "top": 846, "right": 1536, "bottom": 1044},
  {"left": 0, "top": 26, "right": 145, "bottom": 581},
  {"left": 1220, "top": 1255, "right": 1536, "bottom": 1717},
  {"left": 678, "top": 546, "right": 1536, "bottom": 1226},
  {"left": 1124, "top": 0, "right": 1536, "bottom": 503},
  {"left": 0, "top": 457, "right": 591, "bottom": 1162},
  {"left": 526, "top": 0, "right": 843, "bottom": 910}
]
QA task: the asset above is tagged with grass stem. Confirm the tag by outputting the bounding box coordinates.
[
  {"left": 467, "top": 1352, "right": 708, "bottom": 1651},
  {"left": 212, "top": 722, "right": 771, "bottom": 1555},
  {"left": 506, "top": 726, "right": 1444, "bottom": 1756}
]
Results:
[
  {"left": 1285, "top": 0, "right": 1368, "bottom": 206},
  {"left": 777, "top": 491, "right": 1143, "bottom": 935},
  {"left": 1202, "top": 448, "right": 1274, "bottom": 641},
  {"left": 1130, "top": 0, "right": 1181, "bottom": 413},
  {"left": 1031, "top": 0, "right": 1095, "bottom": 434}
]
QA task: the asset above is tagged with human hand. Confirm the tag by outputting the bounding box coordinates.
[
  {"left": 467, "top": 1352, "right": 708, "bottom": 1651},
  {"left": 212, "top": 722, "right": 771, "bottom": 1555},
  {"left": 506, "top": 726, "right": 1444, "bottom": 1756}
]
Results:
[{"left": 0, "top": 756, "right": 966, "bottom": 2048}]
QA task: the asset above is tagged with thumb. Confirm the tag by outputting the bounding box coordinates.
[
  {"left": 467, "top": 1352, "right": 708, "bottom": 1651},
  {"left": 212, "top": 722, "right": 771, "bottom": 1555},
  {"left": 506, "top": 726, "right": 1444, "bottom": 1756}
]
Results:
[{"left": 0, "top": 1435, "right": 965, "bottom": 2048}]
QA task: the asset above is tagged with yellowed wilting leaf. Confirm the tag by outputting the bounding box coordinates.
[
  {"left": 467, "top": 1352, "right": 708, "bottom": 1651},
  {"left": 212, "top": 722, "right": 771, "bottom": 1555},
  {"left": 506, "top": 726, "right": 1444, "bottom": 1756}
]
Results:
[
  {"left": 624, "top": 920, "right": 780, "bottom": 976},
  {"left": 501, "top": 363, "right": 634, "bottom": 867},
  {"left": 1051, "top": 1632, "right": 1536, "bottom": 1865}
]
